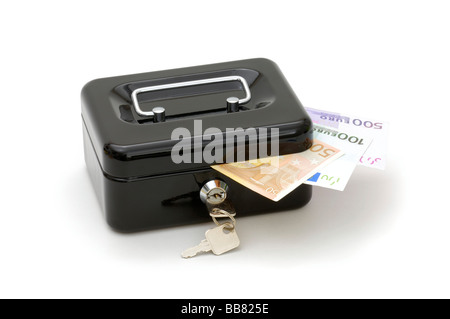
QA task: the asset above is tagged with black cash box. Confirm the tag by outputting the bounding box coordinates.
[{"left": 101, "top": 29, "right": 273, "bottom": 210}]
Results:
[{"left": 82, "top": 58, "right": 313, "bottom": 232}]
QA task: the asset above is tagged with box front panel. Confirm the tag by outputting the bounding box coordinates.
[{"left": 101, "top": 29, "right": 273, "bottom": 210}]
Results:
[{"left": 102, "top": 170, "right": 313, "bottom": 232}]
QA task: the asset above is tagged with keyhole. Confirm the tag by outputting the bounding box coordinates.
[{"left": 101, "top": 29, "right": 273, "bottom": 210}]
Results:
[
  {"left": 212, "top": 192, "right": 223, "bottom": 199},
  {"left": 199, "top": 180, "right": 229, "bottom": 204},
  {"left": 207, "top": 189, "right": 226, "bottom": 204}
]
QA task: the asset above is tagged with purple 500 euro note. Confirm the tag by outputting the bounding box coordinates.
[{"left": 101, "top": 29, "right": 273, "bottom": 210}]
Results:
[{"left": 305, "top": 107, "right": 388, "bottom": 170}]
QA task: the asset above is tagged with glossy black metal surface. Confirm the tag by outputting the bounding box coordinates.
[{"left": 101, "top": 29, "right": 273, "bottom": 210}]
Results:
[
  {"left": 82, "top": 58, "right": 313, "bottom": 231},
  {"left": 84, "top": 124, "right": 312, "bottom": 232},
  {"left": 81, "top": 58, "right": 312, "bottom": 178}
]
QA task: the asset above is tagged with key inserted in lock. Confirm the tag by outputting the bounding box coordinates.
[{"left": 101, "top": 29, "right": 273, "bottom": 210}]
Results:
[
  {"left": 200, "top": 180, "right": 229, "bottom": 204},
  {"left": 200, "top": 179, "right": 236, "bottom": 226}
]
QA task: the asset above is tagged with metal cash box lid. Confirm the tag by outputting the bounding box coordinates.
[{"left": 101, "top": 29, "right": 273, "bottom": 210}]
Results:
[{"left": 81, "top": 58, "right": 312, "bottom": 179}]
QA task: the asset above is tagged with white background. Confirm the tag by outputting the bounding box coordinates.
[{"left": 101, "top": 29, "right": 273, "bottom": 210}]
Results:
[{"left": 1, "top": 0, "right": 449, "bottom": 299}]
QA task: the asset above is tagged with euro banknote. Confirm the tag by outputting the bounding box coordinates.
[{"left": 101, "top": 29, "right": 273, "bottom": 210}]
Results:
[
  {"left": 305, "top": 107, "right": 388, "bottom": 170},
  {"left": 304, "top": 124, "right": 372, "bottom": 191},
  {"left": 212, "top": 139, "right": 344, "bottom": 202}
]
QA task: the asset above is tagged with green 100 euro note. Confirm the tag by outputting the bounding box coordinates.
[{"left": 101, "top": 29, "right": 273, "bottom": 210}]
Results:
[{"left": 212, "top": 139, "right": 344, "bottom": 202}]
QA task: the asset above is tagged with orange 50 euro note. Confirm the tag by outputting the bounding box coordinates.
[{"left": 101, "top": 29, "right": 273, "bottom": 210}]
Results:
[{"left": 212, "top": 139, "right": 344, "bottom": 202}]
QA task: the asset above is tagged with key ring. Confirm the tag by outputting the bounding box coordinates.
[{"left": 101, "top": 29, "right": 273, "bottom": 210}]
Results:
[{"left": 210, "top": 208, "right": 236, "bottom": 230}]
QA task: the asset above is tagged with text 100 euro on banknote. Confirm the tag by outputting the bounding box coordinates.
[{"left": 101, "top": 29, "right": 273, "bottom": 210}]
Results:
[
  {"left": 212, "top": 140, "right": 344, "bottom": 202},
  {"left": 305, "top": 107, "right": 388, "bottom": 170},
  {"left": 304, "top": 125, "right": 373, "bottom": 191}
]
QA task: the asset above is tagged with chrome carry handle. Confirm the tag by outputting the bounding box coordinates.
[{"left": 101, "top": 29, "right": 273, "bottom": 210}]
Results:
[{"left": 131, "top": 75, "right": 251, "bottom": 122}]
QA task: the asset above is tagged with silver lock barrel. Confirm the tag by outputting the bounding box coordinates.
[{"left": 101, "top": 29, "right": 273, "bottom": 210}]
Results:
[{"left": 200, "top": 180, "right": 229, "bottom": 204}]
